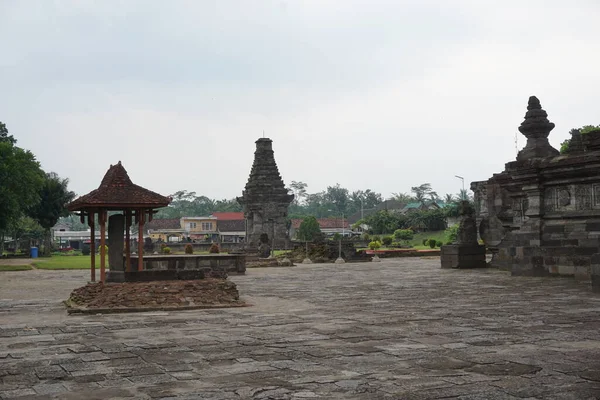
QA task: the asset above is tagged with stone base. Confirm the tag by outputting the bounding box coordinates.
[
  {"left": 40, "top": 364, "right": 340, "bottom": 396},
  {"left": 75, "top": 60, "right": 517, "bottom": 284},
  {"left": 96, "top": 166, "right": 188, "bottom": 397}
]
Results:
[
  {"left": 302, "top": 258, "right": 313, "bottom": 264},
  {"left": 66, "top": 279, "right": 243, "bottom": 313},
  {"left": 335, "top": 257, "right": 345, "bottom": 264},
  {"left": 372, "top": 255, "right": 381, "bottom": 262},
  {"left": 441, "top": 244, "right": 486, "bottom": 269}
]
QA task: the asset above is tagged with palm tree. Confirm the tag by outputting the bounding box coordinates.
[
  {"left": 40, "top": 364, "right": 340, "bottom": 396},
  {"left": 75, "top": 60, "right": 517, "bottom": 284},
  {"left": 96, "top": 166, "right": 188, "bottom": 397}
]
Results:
[{"left": 411, "top": 183, "right": 439, "bottom": 205}]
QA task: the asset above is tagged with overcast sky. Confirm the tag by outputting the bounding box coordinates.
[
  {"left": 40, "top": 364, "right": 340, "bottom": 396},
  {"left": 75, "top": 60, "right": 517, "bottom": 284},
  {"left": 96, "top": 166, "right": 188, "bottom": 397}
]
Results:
[{"left": 2, "top": 0, "right": 599, "bottom": 201}]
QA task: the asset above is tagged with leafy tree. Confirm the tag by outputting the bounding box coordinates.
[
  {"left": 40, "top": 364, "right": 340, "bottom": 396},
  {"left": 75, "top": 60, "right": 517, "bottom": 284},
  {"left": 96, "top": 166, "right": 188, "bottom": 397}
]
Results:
[
  {"left": 444, "top": 194, "right": 456, "bottom": 204},
  {"left": 297, "top": 216, "right": 321, "bottom": 241},
  {"left": 0, "top": 122, "right": 16, "bottom": 145},
  {"left": 363, "top": 210, "right": 407, "bottom": 234},
  {"left": 0, "top": 138, "right": 45, "bottom": 235},
  {"left": 560, "top": 125, "right": 600, "bottom": 154},
  {"left": 28, "top": 172, "right": 76, "bottom": 255},
  {"left": 288, "top": 181, "right": 308, "bottom": 205},
  {"left": 325, "top": 184, "right": 349, "bottom": 215}
]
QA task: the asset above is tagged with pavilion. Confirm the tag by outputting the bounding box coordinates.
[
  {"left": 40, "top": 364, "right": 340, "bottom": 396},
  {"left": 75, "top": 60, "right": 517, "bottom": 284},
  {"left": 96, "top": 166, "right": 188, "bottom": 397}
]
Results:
[{"left": 67, "top": 161, "right": 171, "bottom": 283}]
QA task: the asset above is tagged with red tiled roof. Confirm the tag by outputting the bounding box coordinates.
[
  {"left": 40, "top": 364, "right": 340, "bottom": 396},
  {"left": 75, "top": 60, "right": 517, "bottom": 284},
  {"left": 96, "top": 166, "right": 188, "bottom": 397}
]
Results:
[
  {"left": 211, "top": 212, "right": 244, "bottom": 220},
  {"left": 291, "top": 218, "right": 350, "bottom": 229},
  {"left": 67, "top": 162, "right": 171, "bottom": 211},
  {"left": 145, "top": 218, "right": 181, "bottom": 231}
]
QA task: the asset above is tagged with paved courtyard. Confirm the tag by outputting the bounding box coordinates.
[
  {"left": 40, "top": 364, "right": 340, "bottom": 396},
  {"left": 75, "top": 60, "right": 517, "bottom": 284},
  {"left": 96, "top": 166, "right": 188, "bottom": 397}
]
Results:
[{"left": 2, "top": 258, "right": 600, "bottom": 399}]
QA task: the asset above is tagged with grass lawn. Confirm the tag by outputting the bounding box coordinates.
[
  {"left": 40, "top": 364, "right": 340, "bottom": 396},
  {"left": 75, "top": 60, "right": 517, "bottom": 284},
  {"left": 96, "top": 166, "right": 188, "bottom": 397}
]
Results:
[
  {"left": 0, "top": 265, "right": 33, "bottom": 271},
  {"left": 34, "top": 255, "right": 101, "bottom": 270},
  {"left": 409, "top": 231, "right": 448, "bottom": 249}
]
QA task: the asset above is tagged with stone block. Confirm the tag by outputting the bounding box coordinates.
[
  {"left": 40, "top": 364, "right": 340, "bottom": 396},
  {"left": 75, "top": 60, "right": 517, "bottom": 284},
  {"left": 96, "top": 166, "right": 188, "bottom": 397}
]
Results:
[{"left": 440, "top": 245, "right": 486, "bottom": 269}]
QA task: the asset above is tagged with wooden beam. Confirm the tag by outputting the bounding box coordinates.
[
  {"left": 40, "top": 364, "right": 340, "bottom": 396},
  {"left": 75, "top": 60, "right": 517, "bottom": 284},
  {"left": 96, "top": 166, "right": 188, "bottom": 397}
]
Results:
[
  {"left": 138, "top": 209, "right": 145, "bottom": 272},
  {"left": 100, "top": 210, "right": 106, "bottom": 283},
  {"left": 88, "top": 212, "right": 95, "bottom": 282},
  {"left": 125, "top": 210, "right": 132, "bottom": 272}
]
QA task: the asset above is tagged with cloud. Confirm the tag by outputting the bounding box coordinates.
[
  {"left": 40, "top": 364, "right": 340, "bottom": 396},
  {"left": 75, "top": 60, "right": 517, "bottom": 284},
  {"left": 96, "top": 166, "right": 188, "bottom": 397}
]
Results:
[{"left": 1, "top": 0, "right": 599, "bottom": 200}]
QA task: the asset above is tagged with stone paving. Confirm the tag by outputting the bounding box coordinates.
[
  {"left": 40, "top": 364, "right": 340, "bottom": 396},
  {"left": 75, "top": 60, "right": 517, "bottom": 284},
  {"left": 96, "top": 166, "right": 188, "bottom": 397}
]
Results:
[{"left": 2, "top": 259, "right": 600, "bottom": 399}]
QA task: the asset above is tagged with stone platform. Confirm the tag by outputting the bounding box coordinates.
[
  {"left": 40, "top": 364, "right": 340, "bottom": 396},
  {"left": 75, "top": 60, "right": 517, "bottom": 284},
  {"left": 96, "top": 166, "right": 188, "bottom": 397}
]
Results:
[
  {"left": 66, "top": 279, "right": 243, "bottom": 314},
  {"left": 1, "top": 259, "right": 600, "bottom": 398}
]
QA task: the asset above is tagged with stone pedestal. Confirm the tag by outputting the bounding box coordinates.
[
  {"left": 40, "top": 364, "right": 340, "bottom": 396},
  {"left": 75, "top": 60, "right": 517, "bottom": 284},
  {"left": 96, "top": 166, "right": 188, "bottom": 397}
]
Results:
[
  {"left": 108, "top": 214, "right": 125, "bottom": 271},
  {"left": 441, "top": 245, "right": 486, "bottom": 269}
]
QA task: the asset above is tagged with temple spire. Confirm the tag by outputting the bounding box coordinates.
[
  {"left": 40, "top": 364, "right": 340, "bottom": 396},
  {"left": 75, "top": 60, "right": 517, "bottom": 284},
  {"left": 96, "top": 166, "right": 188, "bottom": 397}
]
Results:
[{"left": 516, "top": 96, "right": 559, "bottom": 161}]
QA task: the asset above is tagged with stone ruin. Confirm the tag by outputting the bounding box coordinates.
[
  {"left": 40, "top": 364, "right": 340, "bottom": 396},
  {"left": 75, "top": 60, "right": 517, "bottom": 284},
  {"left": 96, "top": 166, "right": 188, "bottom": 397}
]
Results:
[
  {"left": 471, "top": 95, "right": 600, "bottom": 291},
  {"left": 237, "top": 138, "right": 294, "bottom": 253},
  {"left": 440, "top": 201, "right": 486, "bottom": 269}
]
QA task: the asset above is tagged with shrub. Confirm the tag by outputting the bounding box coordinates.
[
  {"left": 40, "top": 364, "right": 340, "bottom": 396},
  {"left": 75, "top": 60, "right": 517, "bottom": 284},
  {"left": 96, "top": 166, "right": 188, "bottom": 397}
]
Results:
[
  {"left": 372, "top": 235, "right": 381, "bottom": 243},
  {"left": 81, "top": 245, "right": 91, "bottom": 256},
  {"left": 184, "top": 244, "right": 194, "bottom": 254},
  {"left": 361, "top": 233, "right": 370, "bottom": 242},
  {"left": 428, "top": 239, "right": 436, "bottom": 249},
  {"left": 422, "top": 239, "right": 429, "bottom": 246},
  {"left": 162, "top": 246, "right": 171, "bottom": 254},
  {"left": 382, "top": 236, "right": 393, "bottom": 246},
  {"left": 332, "top": 233, "right": 342, "bottom": 241},
  {"left": 209, "top": 243, "right": 220, "bottom": 253},
  {"left": 435, "top": 240, "right": 443, "bottom": 248},
  {"left": 394, "top": 229, "right": 414, "bottom": 243},
  {"left": 368, "top": 240, "right": 382, "bottom": 250},
  {"left": 445, "top": 225, "right": 459, "bottom": 244}
]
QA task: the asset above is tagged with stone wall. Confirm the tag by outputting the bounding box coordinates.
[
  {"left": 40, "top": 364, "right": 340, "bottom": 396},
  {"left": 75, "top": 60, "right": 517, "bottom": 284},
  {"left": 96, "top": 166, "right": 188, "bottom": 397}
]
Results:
[{"left": 473, "top": 96, "right": 600, "bottom": 284}]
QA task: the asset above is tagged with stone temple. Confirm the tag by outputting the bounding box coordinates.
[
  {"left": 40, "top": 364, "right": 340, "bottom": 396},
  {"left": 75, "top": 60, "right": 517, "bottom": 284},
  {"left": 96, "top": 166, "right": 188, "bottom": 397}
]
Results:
[
  {"left": 472, "top": 95, "right": 600, "bottom": 291},
  {"left": 237, "top": 138, "right": 294, "bottom": 251}
]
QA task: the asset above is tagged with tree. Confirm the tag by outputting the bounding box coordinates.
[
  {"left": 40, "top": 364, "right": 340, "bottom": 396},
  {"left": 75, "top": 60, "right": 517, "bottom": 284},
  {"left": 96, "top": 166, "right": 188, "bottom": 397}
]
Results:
[
  {"left": 444, "top": 194, "right": 456, "bottom": 204},
  {"left": 28, "top": 172, "right": 76, "bottom": 255},
  {"left": 325, "top": 184, "right": 349, "bottom": 215},
  {"left": 296, "top": 216, "right": 321, "bottom": 241},
  {"left": 350, "top": 189, "right": 383, "bottom": 215},
  {"left": 363, "top": 210, "right": 407, "bottom": 234},
  {"left": 0, "top": 139, "right": 45, "bottom": 235},
  {"left": 288, "top": 181, "right": 308, "bottom": 205},
  {"left": 560, "top": 125, "right": 600, "bottom": 154},
  {"left": 391, "top": 192, "right": 414, "bottom": 203},
  {"left": 0, "top": 122, "right": 16, "bottom": 145},
  {"left": 411, "top": 183, "right": 438, "bottom": 204}
]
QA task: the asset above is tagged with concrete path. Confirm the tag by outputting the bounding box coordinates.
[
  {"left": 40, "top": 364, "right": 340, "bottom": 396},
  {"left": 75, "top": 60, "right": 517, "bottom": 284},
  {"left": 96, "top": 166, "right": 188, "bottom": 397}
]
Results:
[{"left": 1, "top": 259, "right": 600, "bottom": 399}]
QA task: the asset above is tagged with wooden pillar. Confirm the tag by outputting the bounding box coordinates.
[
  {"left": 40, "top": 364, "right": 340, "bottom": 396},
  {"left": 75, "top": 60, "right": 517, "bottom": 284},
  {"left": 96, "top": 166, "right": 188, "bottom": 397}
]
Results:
[
  {"left": 138, "top": 209, "right": 145, "bottom": 271},
  {"left": 99, "top": 210, "right": 107, "bottom": 283},
  {"left": 125, "top": 210, "right": 132, "bottom": 272},
  {"left": 88, "top": 212, "right": 96, "bottom": 282}
]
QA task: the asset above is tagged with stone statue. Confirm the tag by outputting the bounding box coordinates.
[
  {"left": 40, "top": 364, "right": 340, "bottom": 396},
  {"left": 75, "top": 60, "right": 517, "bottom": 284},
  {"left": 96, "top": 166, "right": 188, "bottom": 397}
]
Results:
[
  {"left": 258, "top": 242, "right": 271, "bottom": 258},
  {"left": 457, "top": 201, "right": 478, "bottom": 245}
]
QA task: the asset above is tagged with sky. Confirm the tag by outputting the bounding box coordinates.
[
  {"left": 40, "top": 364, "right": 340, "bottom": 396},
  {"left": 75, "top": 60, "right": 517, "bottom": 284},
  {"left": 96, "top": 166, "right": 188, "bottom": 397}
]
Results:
[{"left": 2, "top": 0, "right": 599, "bottom": 201}]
